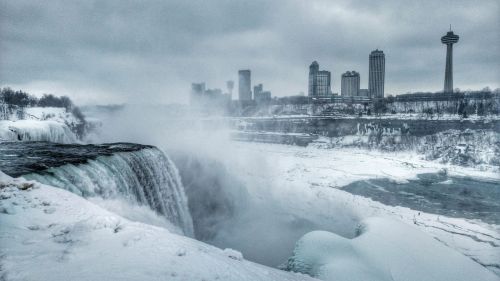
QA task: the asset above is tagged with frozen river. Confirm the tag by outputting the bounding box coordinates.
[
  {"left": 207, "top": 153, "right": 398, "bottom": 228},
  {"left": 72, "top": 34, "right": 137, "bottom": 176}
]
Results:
[{"left": 343, "top": 173, "right": 500, "bottom": 225}]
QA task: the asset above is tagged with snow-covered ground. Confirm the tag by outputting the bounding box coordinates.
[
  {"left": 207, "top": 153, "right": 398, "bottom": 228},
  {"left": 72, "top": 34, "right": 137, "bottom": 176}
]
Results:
[{"left": 0, "top": 173, "right": 316, "bottom": 281}]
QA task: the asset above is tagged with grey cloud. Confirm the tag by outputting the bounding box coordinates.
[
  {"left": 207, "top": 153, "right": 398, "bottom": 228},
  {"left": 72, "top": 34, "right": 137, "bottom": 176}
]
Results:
[{"left": 0, "top": 0, "right": 498, "bottom": 104}]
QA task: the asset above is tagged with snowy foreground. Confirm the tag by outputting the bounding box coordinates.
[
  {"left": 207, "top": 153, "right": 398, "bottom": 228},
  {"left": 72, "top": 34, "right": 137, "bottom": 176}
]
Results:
[
  {"left": 1, "top": 133, "right": 500, "bottom": 281},
  {"left": 0, "top": 173, "right": 314, "bottom": 281},
  {"left": 1, "top": 171, "right": 498, "bottom": 281}
]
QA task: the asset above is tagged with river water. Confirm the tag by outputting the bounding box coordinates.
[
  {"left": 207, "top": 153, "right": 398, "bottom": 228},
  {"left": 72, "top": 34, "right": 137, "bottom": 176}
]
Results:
[{"left": 342, "top": 173, "right": 500, "bottom": 225}]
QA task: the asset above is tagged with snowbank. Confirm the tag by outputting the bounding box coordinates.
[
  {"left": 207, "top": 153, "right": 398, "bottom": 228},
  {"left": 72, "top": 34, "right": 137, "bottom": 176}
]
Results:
[
  {"left": 0, "top": 120, "right": 78, "bottom": 143},
  {"left": 285, "top": 217, "right": 499, "bottom": 281},
  {"left": 0, "top": 174, "right": 315, "bottom": 281}
]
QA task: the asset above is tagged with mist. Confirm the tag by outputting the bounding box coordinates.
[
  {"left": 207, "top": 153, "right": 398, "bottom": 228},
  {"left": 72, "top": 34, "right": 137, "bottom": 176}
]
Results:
[{"left": 84, "top": 104, "right": 361, "bottom": 266}]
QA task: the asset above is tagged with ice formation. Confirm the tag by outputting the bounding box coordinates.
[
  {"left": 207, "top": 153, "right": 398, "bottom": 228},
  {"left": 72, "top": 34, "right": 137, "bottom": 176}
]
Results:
[
  {"left": 285, "top": 217, "right": 499, "bottom": 281},
  {"left": 0, "top": 120, "right": 78, "bottom": 143},
  {"left": 22, "top": 148, "right": 194, "bottom": 236}
]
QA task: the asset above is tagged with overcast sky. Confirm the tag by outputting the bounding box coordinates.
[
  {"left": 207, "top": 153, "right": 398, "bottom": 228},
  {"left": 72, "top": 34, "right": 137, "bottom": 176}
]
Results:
[{"left": 1, "top": 0, "right": 499, "bottom": 105}]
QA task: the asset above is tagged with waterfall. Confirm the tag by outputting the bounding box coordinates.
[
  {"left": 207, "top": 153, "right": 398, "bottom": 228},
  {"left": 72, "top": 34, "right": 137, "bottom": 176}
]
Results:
[
  {"left": 22, "top": 147, "right": 194, "bottom": 236},
  {"left": 0, "top": 120, "right": 78, "bottom": 143}
]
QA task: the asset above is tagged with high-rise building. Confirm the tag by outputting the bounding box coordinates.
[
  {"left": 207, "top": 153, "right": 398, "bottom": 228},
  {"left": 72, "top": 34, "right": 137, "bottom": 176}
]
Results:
[
  {"left": 308, "top": 61, "right": 332, "bottom": 97},
  {"left": 441, "top": 30, "right": 459, "bottom": 93},
  {"left": 238, "top": 70, "right": 252, "bottom": 101},
  {"left": 341, "top": 71, "right": 360, "bottom": 97},
  {"left": 253, "top": 84, "right": 263, "bottom": 97},
  {"left": 253, "top": 83, "right": 271, "bottom": 103},
  {"left": 368, "top": 49, "right": 385, "bottom": 99},
  {"left": 256, "top": 91, "right": 271, "bottom": 103}
]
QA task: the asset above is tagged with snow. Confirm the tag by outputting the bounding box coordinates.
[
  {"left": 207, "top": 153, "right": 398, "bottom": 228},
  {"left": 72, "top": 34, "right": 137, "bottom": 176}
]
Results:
[
  {"left": 0, "top": 106, "right": 83, "bottom": 143},
  {"left": 0, "top": 119, "right": 78, "bottom": 143},
  {"left": 223, "top": 248, "right": 244, "bottom": 261},
  {"left": 217, "top": 142, "right": 500, "bottom": 275},
  {"left": 286, "top": 217, "right": 499, "bottom": 281},
  {"left": 21, "top": 107, "right": 80, "bottom": 125},
  {"left": 0, "top": 174, "right": 316, "bottom": 281}
]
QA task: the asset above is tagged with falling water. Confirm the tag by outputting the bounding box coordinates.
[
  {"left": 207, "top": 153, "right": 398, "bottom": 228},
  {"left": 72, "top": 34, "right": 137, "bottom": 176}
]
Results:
[{"left": 22, "top": 147, "right": 194, "bottom": 236}]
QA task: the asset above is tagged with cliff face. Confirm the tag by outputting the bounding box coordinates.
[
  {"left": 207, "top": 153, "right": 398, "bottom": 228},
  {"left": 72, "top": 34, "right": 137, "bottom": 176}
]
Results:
[{"left": 238, "top": 117, "right": 500, "bottom": 169}]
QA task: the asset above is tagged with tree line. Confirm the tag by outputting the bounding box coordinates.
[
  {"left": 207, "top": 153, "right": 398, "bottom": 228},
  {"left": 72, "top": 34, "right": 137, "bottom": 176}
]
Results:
[
  {"left": 0, "top": 87, "right": 76, "bottom": 109},
  {"left": 0, "top": 87, "right": 86, "bottom": 134}
]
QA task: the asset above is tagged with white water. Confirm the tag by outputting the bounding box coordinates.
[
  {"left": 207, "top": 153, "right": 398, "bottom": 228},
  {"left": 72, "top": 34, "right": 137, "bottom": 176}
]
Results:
[
  {"left": 0, "top": 120, "right": 78, "bottom": 143},
  {"left": 22, "top": 148, "right": 194, "bottom": 236}
]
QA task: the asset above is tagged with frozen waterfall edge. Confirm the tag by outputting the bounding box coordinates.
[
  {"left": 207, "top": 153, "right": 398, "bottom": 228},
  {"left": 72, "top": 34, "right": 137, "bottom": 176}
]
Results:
[{"left": 23, "top": 147, "right": 194, "bottom": 237}]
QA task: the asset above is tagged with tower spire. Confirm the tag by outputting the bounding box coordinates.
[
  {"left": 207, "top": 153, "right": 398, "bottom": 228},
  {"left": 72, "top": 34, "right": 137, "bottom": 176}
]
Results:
[{"left": 441, "top": 29, "right": 459, "bottom": 93}]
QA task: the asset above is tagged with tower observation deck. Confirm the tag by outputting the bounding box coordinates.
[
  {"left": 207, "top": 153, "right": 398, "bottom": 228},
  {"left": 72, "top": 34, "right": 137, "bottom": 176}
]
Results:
[{"left": 441, "top": 30, "right": 459, "bottom": 93}]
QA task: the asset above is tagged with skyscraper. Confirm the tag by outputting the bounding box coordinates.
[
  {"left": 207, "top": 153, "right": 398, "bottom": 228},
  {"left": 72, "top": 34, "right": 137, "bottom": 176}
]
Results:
[
  {"left": 341, "top": 71, "right": 360, "bottom": 97},
  {"left": 441, "top": 29, "right": 459, "bottom": 93},
  {"left": 308, "top": 61, "right": 331, "bottom": 97},
  {"left": 253, "top": 83, "right": 271, "bottom": 104},
  {"left": 253, "top": 84, "right": 263, "bottom": 97},
  {"left": 368, "top": 49, "right": 385, "bottom": 99},
  {"left": 238, "top": 70, "right": 252, "bottom": 101}
]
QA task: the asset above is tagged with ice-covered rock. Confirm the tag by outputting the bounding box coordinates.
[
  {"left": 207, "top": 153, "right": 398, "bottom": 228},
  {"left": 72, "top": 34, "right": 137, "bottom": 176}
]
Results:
[
  {"left": 285, "top": 217, "right": 499, "bottom": 281},
  {"left": 223, "top": 248, "right": 244, "bottom": 261}
]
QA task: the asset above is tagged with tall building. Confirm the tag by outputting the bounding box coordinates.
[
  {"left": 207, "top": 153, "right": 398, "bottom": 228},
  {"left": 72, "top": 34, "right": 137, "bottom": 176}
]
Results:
[
  {"left": 308, "top": 61, "right": 332, "bottom": 97},
  {"left": 368, "top": 49, "right": 385, "bottom": 99},
  {"left": 253, "top": 83, "right": 271, "bottom": 103},
  {"left": 238, "top": 70, "right": 252, "bottom": 101},
  {"left": 441, "top": 30, "right": 459, "bottom": 93},
  {"left": 341, "top": 71, "right": 360, "bottom": 97},
  {"left": 253, "top": 84, "right": 263, "bottom": 97},
  {"left": 255, "top": 91, "right": 271, "bottom": 103}
]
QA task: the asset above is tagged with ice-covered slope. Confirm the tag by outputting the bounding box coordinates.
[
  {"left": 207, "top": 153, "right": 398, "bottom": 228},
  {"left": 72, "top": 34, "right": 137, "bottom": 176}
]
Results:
[
  {"left": 0, "top": 107, "right": 82, "bottom": 143},
  {"left": 285, "top": 217, "right": 499, "bottom": 281},
  {"left": 0, "top": 120, "right": 77, "bottom": 143},
  {"left": 0, "top": 173, "right": 315, "bottom": 281}
]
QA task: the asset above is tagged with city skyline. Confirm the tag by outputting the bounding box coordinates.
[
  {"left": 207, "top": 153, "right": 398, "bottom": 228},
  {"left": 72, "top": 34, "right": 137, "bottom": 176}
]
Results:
[{"left": 1, "top": 0, "right": 498, "bottom": 105}]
